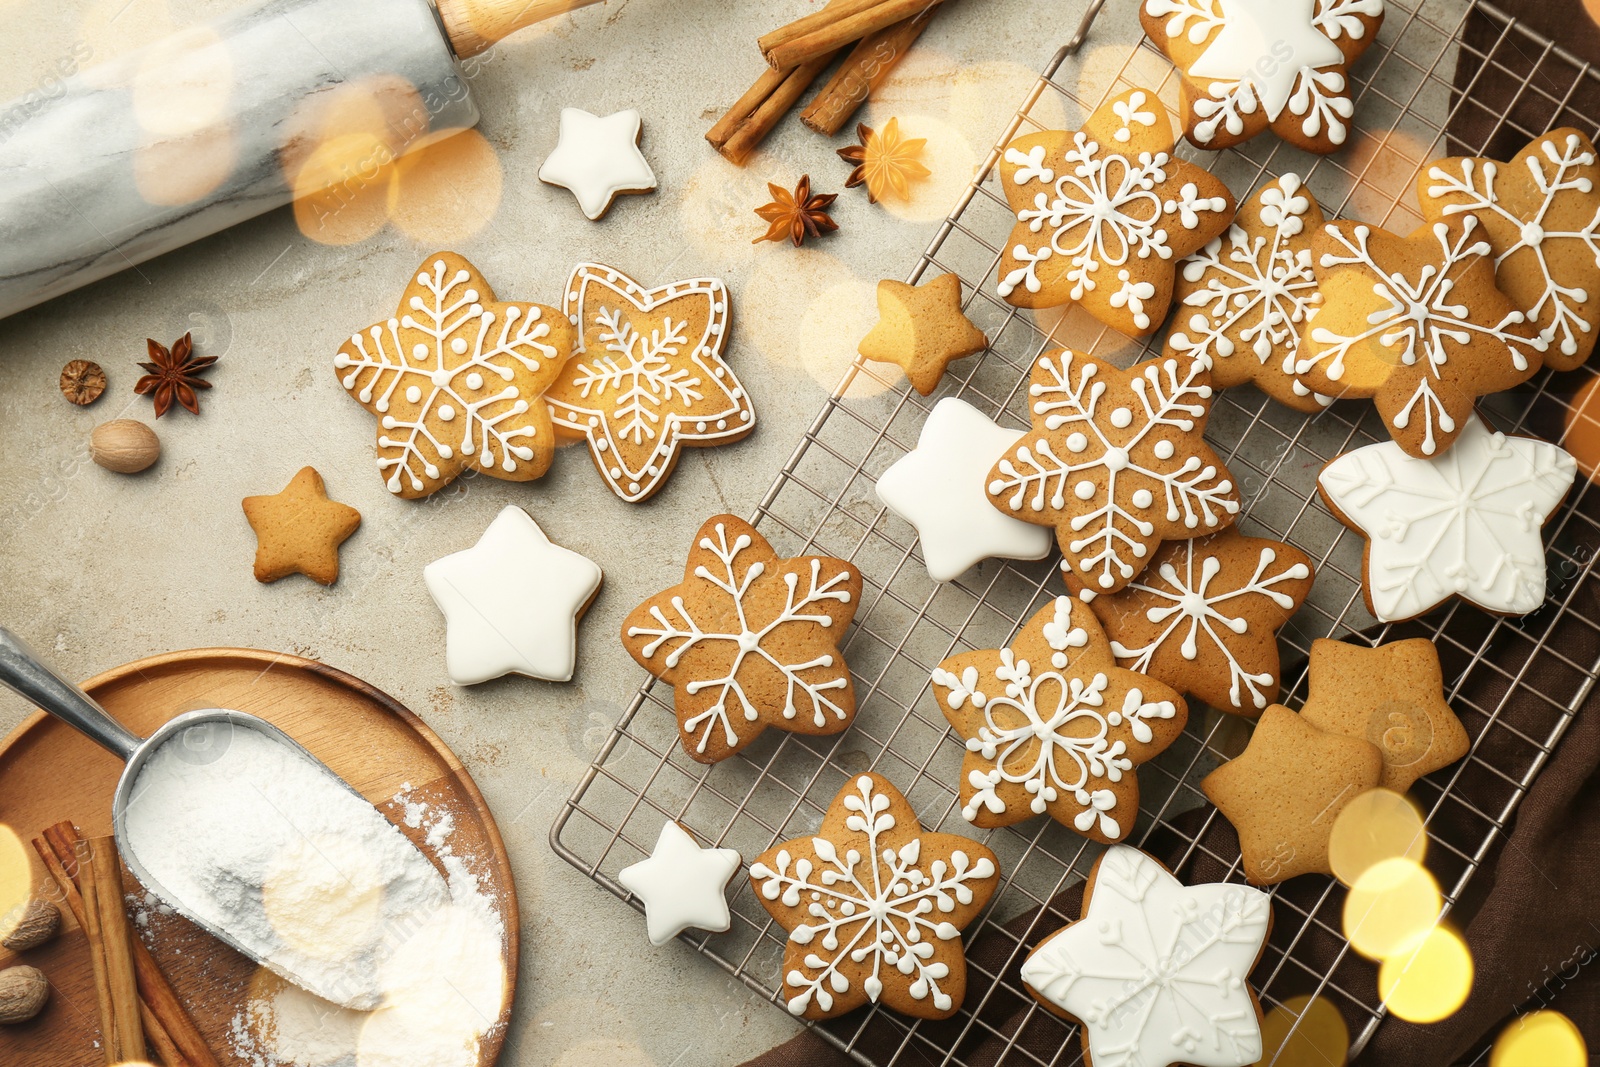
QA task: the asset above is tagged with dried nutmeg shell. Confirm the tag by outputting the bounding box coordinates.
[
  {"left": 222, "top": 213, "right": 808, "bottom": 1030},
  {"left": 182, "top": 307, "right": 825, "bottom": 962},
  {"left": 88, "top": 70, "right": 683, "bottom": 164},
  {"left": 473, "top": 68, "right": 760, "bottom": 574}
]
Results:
[
  {"left": 89, "top": 419, "right": 161, "bottom": 474},
  {"left": 0, "top": 965, "right": 48, "bottom": 1024},
  {"left": 1, "top": 900, "right": 60, "bottom": 953},
  {"left": 59, "top": 359, "right": 107, "bottom": 406}
]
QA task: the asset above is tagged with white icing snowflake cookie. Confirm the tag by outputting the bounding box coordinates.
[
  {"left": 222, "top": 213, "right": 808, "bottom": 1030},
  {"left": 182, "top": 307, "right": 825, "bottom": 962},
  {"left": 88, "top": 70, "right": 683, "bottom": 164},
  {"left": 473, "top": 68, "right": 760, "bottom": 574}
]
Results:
[
  {"left": 622, "top": 514, "right": 862, "bottom": 763},
  {"left": 749, "top": 772, "right": 999, "bottom": 1020},
  {"left": 931, "top": 595, "right": 1188, "bottom": 843},
  {"left": 617, "top": 821, "right": 741, "bottom": 946},
  {"left": 1021, "top": 845, "right": 1272, "bottom": 1067},
  {"left": 538, "top": 107, "right": 657, "bottom": 220},
  {"left": 876, "top": 397, "right": 1054, "bottom": 582},
  {"left": 334, "top": 252, "right": 574, "bottom": 499},
  {"left": 994, "top": 87, "right": 1235, "bottom": 335},
  {"left": 986, "top": 349, "right": 1241, "bottom": 594},
  {"left": 544, "top": 263, "right": 755, "bottom": 503},
  {"left": 424, "top": 506, "right": 603, "bottom": 685},
  {"left": 1318, "top": 414, "right": 1576, "bottom": 621},
  {"left": 1167, "top": 173, "right": 1332, "bottom": 413},
  {"left": 1420, "top": 128, "right": 1600, "bottom": 372},
  {"left": 1141, "top": 0, "right": 1385, "bottom": 154},
  {"left": 1298, "top": 216, "right": 1547, "bottom": 457}
]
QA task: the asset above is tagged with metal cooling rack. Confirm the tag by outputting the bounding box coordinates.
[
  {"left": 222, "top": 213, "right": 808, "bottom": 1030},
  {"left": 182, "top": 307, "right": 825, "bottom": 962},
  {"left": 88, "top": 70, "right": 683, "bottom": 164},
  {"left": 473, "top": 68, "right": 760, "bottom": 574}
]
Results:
[{"left": 552, "top": 1, "right": 1600, "bottom": 1062}]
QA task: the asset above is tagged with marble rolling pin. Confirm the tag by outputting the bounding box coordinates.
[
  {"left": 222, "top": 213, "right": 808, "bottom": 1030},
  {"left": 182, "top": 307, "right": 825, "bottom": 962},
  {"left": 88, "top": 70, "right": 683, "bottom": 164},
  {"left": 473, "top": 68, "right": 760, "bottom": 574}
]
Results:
[{"left": 0, "top": 0, "right": 600, "bottom": 320}]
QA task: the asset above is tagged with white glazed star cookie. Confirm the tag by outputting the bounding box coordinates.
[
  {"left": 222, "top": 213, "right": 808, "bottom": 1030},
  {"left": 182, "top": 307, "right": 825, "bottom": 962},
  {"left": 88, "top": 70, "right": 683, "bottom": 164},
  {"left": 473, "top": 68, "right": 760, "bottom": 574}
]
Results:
[
  {"left": 994, "top": 87, "right": 1235, "bottom": 336},
  {"left": 538, "top": 107, "right": 657, "bottom": 220},
  {"left": 617, "top": 822, "right": 741, "bottom": 946}
]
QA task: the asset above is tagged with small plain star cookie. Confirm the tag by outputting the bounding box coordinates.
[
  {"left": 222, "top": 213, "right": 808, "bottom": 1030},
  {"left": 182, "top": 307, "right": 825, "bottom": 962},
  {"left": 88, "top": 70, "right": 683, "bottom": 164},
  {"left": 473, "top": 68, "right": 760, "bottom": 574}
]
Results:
[
  {"left": 1297, "top": 638, "right": 1469, "bottom": 793},
  {"left": 749, "top": 772, "right": 999, "bottom": 1020},
  {"left": 617, "top": 822, "right": 741, "bottom": 946},
  {"left": 857, "top": 273, "right": 988, "bottom": 395},
  {"left": 1202, "top": 704, "right": 1383, "bottom": 884},
  {"left": 538, "top": 107, "right": 657, "bottom": 220},
  {"left": 932, "top": 595, "right": 1188, "bottom": 843},
  {"left": 242, "top": 467, "right": 361, "bottom": 585}
]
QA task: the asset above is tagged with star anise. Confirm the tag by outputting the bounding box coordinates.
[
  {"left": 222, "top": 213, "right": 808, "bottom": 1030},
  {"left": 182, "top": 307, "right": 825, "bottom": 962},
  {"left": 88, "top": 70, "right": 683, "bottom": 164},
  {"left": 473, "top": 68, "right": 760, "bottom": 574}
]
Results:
[
  {"left": 838, "top": 118, "right": 929, "bottom": 204},
  {"left": 753, "top": 175, "right": 838, "bottom": 247},
  {"left": 135, "top": 332, "right": 216, "bottom": 417}
]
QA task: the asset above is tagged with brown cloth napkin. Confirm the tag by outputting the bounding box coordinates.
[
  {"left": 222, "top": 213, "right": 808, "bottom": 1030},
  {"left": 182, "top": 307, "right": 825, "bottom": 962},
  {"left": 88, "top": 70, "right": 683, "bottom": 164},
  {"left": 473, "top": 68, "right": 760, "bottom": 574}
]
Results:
[{"left": 740, "top": 5, "right": 1600, "bottom": 1064}]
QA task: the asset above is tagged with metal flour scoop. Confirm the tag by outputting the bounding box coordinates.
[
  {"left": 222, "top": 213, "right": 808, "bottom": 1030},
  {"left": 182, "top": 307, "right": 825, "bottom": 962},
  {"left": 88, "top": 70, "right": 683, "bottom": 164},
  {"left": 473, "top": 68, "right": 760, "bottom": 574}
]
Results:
[{"left": 0, "top": 627, "right": 448, "bottom": 1010}]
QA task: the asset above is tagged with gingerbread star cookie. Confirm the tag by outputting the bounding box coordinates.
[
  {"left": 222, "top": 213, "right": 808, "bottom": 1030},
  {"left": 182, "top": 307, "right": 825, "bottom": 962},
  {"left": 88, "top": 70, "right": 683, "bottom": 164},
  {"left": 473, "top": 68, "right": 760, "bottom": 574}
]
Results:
[
  {"left": 242, "top": 467, "right": 361, "bottom": 585},
  {"left": 1297, "top": 638, "right": 1469, "bottom": 793},
  {"left": 1167, "top": 173, "right": 1332, "bottom": 413},
  {"left": 1297, "top": 217, "right": 1547, "bottom": 457},
  {"left": 986, "top": 349, "right": 1241, "bottom": 594},
  {"left": 1202, "top": 704, "right": 1383, "bottom": 884},
  {"left": 858, "top": 273, "right": 988, "bottom": 395},
  {"left": 334, "top": 252, "right": 574, "bottom": 498},
  {"left": 1069, "top": 528, "right": 1314, "bottom": 716},
  {"left": 1021, "top": 845, "right": 1272, "bottom": 1067},
  {"left": 749, "top": 772, "right": 999, "bottom": 1020},
  {"left": 932, "top": 595, "right": 1188, "bottom": 843},
  {"left": 622, "top": 515, "right": 861, "bottom": 763},
  {"left": 1141, "top": 0, "right": 1385, "bottom": 154},
  {"left": 545, "top": 263, "right": 755, "bottom": 503},
  {"left": 994, "top": 87, "right": 1235, "bottom": 335},
  {"left": 1420, "top": 128, "right": 1600, "bottom": 371}
]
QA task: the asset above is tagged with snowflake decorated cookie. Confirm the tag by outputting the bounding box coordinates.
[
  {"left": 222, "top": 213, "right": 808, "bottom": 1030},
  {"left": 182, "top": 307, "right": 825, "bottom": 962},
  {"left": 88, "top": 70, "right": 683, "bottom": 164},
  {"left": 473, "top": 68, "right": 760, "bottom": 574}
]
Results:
[
  {"left": 544, "top": 263, "right": 755, "bottom": 503},
  {"left": 1166, "top": 173, "right": 1332, "bottom": 413},
  {"left": 986, "top": 349, "right": 1241, "bottom": 594},
  {"left": 1021, "top": 845, "right": 1272, "bottom": 1067},
  {"left": 1297, "top": 217, "right": 1547, "bottom": 457},
  {"left": 538, "top": 107, "right": 657, "bottom": 220},
  {"left": 1068, "top": 528, "right": 1314, "bottom": 716},
  {"left": 334, "top": 252, "right": 574, "bottom": 499},
  {"left": 622, "top": 515, "right": 862, "bottom": 763},
  {"left": 931, "top": 595, "right": 1187, "bottom": 843},
  {"left": 749, "top": 772, "right": 999, "bottom": 1020},
  {"left": 994, "top": 87, "right": 1235, "bottom": 335},
  {"left": 1420, "top": 128, "right": 1600, "bottom": 371},
  {"left": 1140, "top": 0, "right": 1385, "bottom": 154},
  {"left": 1318, "top": 414, "right": 1576, "bottom": 622}
]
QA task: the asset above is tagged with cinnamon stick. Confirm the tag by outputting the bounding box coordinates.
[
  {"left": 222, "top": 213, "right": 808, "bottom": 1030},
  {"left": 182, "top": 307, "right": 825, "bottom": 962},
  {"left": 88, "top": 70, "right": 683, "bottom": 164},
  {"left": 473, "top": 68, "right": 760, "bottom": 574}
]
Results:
[
  {"left": 800, "top": 4, "right": 939, "bottom": 136},
  {"left": 140, "top": 1000, "right": 184, "bottom": 1067},
  {"left": 764, "top": 0, "right": 936, "bottom": 71},
  {"left": 74, "top": 840, "right": 122, "bottom": 1065},
  {"left": 89, "top": 836, "right": 145, "bottom": 1062},
  {"left": 757, "top": 0, "right": 882, "bottom": 54},
  {"left": 39, "top": 822, "right": 219, "bottom": 1067}
]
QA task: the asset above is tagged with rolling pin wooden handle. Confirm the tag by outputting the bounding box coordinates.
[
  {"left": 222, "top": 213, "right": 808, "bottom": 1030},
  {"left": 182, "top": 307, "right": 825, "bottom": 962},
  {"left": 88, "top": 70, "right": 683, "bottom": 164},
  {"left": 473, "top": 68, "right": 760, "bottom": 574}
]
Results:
[{"left": 437, "top": 0, "right": 607, "bottom": 57}]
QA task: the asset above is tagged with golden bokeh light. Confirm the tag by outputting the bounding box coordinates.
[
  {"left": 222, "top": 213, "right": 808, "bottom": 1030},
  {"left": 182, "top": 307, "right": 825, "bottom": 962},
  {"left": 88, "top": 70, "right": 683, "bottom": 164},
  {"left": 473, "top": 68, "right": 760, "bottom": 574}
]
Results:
[
  {"left": 1491, "top": 1010, "right": 1588, "bottom": 1067},
  {"left": 740, "top": 249, "right": 892, "bottom": 398},
  {"left": 134, "top": 123, "right": 236, "bottom": 207},
  {"left": 876, "top": 114, "right": 976, "bottom": 225},
  {"left": 676, "top": 158, "right": 778, "bottom": 265},
  {"left": 951, "top": 59, "right": 1069, "bottom": 135},
  {"left": 1561, "top": 372, "right": 1600, "bottom": 482},
  {"left": 1328, "top": 788, "right": 1427, "bottom": 888},
  {"left": 280, "top": 75, "right": 429, "bottom": 190},
  {"left": 0, "top": 824, "right": 32, "bottom": 945},
  {"left": 1343, "top": 857, "right": 1442, "bottom": 961},
  {"left": 386, "top": 128, "right": 503, "bottom": 246},
  {"left": 292, "top": 133, "right": 394, "bottom": 246},
  {"left": 131, "top": 26, "right": 233, "bottom": 137},
  {"left": 1378, "top": 924, "right": 1473, "bottom": 1024},
  {"left": 1255, "top": 994, "right": 1349, "bottom": 1067},
  {"left": 78, "top": 0, "right": 176, "bottom": 73},
  {"left": 262, "top": 835, "right": 384, "bottom": 965}
]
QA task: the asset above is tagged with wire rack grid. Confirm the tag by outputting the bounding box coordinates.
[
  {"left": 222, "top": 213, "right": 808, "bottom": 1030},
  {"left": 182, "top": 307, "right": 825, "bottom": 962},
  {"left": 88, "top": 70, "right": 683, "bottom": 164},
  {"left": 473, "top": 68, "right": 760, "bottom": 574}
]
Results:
[{"left": 552, "top": 1, "right": 1600, "bottom": 1063}]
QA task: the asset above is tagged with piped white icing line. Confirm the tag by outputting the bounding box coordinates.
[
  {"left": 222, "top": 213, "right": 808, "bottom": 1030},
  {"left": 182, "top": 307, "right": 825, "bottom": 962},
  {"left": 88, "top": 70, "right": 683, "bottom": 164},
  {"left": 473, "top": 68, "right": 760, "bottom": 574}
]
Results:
[
  {"left": 1145, "top": 0, "right": 1382, "bottom": 147},
  {"left": 546, "top": 263, "right": 753, "bottom": 503},
  {"left": 617, "top": 822, "right": 741, "bottom": 947},
  {"left": 1021, "top": 845, "right": 1271, "bottom": 1067},
  {"left": 1171, "top": 174, "right": 1332, "bottom": 407},
  {"left": 423, "top": 506, "right": 602, "bottom": 685},
  {"left": 876, "top": 398, "right": 1054, "bottom": 582},
  {"left": 1108, "top": 538, "right": 1311, "bottom": 711},
  {"left": 1425, "top": 131, "right": 1600, "bottom": 360},
  {"left": 749, "top": 775, "right": 997, "bottom": 1016},
  {"left": 1299, "top": 218, "right": 1547, "bottom": 455},
  {"left": 537, "top": 107, "right": 657, "bottom": 220},
  {"left": 1318, "top": 415, "right": 1576, "bottom": 620},
  {"left": 932, "top": 597, "right": 1179, "bottom": 837},
  {"left": 987, "top": 351, "right": 1240, "bottom": 590}
]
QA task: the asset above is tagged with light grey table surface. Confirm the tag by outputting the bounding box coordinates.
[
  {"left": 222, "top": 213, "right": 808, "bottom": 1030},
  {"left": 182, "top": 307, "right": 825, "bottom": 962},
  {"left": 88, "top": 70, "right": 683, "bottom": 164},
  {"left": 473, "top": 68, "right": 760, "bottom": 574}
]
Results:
[{"left": 0, "top": 0, "right": 1143, "bottom": 1063}]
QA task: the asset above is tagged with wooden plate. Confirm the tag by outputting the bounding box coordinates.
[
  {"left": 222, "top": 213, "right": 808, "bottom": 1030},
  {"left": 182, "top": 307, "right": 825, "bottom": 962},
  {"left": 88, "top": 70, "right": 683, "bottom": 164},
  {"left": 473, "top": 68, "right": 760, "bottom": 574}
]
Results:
[{"left": 0, "top": 648, "right": 519, "bottom": 1067}]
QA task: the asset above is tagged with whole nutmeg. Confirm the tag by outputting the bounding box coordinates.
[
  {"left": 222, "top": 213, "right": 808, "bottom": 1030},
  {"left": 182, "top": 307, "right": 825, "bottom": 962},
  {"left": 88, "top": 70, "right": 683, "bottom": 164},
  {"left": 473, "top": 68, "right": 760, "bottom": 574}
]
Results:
[
  {"left": 0, "top": 965, "right": 48, "bottom": 1024},
  {"left": 89, "top": 419, "right": 161, "bottom": 474},
  {"left": 1, "top": 900, "right": 60, "bottom": 953}
]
